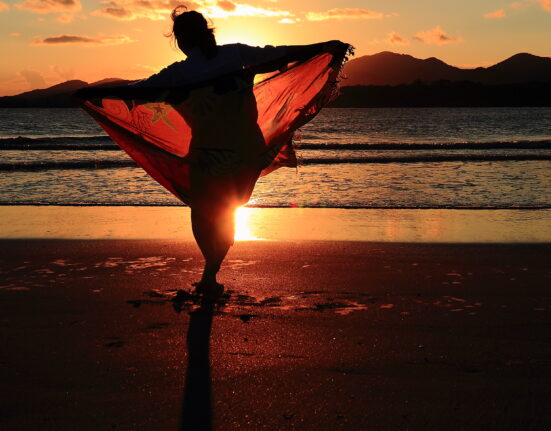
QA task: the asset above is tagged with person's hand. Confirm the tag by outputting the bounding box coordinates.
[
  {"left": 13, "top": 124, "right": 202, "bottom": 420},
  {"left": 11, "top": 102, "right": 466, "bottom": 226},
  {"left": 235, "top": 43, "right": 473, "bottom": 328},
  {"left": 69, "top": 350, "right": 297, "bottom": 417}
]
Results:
[{"left": 324, "top": 40, "right": 349, "bottom": 56}]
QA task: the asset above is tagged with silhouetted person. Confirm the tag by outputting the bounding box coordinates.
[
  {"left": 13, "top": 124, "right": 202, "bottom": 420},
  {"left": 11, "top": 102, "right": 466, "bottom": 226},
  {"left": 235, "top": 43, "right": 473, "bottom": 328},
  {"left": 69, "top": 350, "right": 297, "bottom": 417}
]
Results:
[{"left": 77, "top": 7, "right": 349, "bottom": 297}]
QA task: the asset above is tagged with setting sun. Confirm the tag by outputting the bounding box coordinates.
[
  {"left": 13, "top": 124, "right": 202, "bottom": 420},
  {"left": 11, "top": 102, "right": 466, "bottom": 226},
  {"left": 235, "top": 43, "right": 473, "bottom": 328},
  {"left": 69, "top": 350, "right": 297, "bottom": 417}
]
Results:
[
  {"left": 234, "top": 206, "right": 260, "bottom": 241},
  {"left": 216, "top": 27, "right": 264, "bottom": 47}
]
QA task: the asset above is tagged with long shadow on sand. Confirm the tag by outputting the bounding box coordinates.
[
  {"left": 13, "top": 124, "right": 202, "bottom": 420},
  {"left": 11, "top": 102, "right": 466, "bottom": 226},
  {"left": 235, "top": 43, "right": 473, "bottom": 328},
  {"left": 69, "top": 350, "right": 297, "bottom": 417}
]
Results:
[{"left": 180, "top": 300, "right": 215, "bottom": 431}]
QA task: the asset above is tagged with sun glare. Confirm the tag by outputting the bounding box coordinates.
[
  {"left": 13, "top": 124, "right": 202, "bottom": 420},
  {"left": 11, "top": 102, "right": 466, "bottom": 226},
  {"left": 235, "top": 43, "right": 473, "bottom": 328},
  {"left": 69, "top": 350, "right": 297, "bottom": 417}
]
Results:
[
  {"left": 217, "top": 29, "right": 265, "bottom": 48},
  {"left": 234, "top": 206, "right": 261, "bottom": 241}
]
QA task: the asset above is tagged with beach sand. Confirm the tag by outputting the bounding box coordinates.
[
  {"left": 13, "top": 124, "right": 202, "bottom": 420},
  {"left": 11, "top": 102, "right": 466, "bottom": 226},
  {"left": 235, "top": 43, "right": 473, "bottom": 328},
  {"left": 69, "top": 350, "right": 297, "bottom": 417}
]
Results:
[{"left": 1, "top": 207, "right": 551, "bottom": 430}]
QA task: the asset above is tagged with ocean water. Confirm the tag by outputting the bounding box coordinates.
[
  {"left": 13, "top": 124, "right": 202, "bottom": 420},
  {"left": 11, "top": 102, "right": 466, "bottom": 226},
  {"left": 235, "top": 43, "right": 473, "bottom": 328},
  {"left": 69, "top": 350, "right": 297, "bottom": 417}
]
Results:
[{"left": 0, "top": 107, "right": 550, "bottom": 208}]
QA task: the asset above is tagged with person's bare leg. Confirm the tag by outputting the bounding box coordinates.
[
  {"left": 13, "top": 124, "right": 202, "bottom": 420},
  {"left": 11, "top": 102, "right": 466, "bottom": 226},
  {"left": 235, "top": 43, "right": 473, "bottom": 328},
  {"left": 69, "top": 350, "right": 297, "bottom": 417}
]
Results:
[{"left": 191, "top": 206, "right": 235, "bottom": 291}]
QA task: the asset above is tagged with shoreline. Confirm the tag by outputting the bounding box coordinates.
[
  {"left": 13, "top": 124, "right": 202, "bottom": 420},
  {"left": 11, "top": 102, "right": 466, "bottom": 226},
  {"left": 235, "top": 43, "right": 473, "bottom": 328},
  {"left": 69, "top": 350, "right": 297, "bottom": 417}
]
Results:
[
  {"left": 0, "top": 205, "right": 550, "bottom": 243},
  {"left": 2, "top": 202, "right": 551, "bottom": 209}
]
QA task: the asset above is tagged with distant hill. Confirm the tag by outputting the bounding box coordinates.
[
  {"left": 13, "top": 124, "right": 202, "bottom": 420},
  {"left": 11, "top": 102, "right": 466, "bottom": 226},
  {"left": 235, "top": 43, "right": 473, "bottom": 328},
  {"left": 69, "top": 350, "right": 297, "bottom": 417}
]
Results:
[
  {"left": 342, "top": 52, "right": 462, "bottom": 86},
  {"left": 0, "top": 80, "right": 88, "bottom": 107},
  {"left": 0, "top": 78, "right": 130, "bottom": 107},
  {"left": 342, "top": 52, "right": 551, "bottom": 86},
  {"left": 479, "top": 53, "right": 551, "bottom": 84},
  {"left": 89, "top": 78, "right": 128, "bottom": 86},
  {"left": 1, "top": 52, "right": 550, "bottom": 107}
]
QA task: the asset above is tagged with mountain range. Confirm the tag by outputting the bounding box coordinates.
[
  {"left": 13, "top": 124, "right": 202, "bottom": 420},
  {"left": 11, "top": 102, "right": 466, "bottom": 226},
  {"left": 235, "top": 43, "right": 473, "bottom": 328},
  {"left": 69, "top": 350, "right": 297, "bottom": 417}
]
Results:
[
  {"left": 0, "top": 52, "right": 550, "bottom": 107},
  {"left": 341, "top": 51, "right": 551, "bottom": 86}
]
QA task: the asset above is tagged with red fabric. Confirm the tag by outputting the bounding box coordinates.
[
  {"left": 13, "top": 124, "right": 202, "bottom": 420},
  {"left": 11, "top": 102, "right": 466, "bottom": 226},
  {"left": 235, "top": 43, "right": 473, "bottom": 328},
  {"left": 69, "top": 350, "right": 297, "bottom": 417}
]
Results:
[{"left": 78, "top": 50, "right": 348, "bottom": 207}]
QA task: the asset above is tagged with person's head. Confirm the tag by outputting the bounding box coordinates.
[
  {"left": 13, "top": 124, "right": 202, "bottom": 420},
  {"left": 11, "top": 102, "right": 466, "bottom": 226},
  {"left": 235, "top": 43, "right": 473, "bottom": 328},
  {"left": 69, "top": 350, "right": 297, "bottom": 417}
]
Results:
[{"left": 169, "top": 7, "right": 217, "bottom": 58}]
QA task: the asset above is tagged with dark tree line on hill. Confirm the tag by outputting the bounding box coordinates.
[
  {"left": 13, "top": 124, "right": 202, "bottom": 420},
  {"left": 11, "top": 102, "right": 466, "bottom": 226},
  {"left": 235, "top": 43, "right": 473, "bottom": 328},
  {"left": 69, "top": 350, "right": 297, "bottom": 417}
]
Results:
[
  {"left": 0, "top": 79, "right": 550, "bottom": 108},
  {"left": 329, "top": 81, "right": 551, "bottom": 108}
]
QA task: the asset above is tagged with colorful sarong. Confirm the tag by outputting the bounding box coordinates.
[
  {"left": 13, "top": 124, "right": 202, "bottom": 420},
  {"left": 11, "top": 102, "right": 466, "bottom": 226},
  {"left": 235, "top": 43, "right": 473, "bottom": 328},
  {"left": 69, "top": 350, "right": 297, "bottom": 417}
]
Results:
[{"left": 75, "top": 45, "right": 351, "bottom": 208}]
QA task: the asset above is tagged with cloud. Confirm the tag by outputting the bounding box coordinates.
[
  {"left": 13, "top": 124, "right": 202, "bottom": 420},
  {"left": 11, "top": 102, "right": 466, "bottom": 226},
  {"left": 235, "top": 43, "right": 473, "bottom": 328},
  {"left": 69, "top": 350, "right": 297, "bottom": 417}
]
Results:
[
  {"left": 306, "top": 8, "right": 385, "bottom": 21},
  {"left": 484, "top": 8, "right": 506, "bottom": 18},
  {"left": 414, "top": 26, "right": 462, "bottom": 45},
  {"left": 205, "top": 2, "right": 290, "bottom": 18},
  {"left": 10, "top": 32, "right": 22, "bottom": 37},
  {"left": 32, "top": 34, "right": 135, "bottom": 45},
  {"left": 93, "top": 5, "right": 134, "bottom": 20},
  {"left": 535, "top": 0, "right": 551, "bottom": 11},
  {"left": 206, "top": 2, "right": 293, "bottom": 18},
  {"left": 278, "top": 17, "right": 299, "bottom": 24},
  {"left": 93, "top": 0, "right": 291, "bottom": 20},
  {"left": 0, "top": 1, "right": 9, "bottom": 12},
  {"left": 19, "top": 70, "right": 47, "bottom": 89},
  {"left": 388, "top": 31, "right": 410, "bottom": 46},
  {"left": 14, "top": 0, "right": 81, "bottom": 14},
  {"left": 92, "top": 0, "right": 201, "bottom": 21},
  {"left": 217, "top": 0, "right": 236, "bottom": 11}
]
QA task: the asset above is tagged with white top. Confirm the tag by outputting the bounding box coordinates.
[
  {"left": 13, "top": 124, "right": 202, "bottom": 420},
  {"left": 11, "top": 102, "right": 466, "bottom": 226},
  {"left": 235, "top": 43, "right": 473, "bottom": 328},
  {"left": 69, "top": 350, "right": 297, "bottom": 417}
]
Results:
[{"left": 133, "top": 43, "right": 288, "bottom": 87}]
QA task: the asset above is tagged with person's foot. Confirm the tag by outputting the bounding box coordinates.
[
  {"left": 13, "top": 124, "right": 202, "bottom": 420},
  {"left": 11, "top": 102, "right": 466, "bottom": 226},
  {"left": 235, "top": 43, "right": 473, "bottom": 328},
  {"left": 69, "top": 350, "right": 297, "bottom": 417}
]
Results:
[{"left": 193, "top": 280, "right": 224, "bottom": 298}]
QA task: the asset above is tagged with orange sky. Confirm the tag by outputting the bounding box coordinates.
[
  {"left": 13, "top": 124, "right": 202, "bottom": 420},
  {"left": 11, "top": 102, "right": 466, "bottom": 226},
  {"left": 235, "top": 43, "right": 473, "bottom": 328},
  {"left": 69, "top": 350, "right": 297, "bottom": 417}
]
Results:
[{"left": 1, "top": 0, "right": 550, "bottom": 96}]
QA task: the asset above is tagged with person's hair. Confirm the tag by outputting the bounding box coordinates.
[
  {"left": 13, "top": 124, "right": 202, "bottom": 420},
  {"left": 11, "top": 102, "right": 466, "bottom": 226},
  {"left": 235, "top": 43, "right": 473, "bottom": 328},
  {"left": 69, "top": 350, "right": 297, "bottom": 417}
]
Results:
[{"left": 169, "top": 6, "right": 217, "bottom": 59}]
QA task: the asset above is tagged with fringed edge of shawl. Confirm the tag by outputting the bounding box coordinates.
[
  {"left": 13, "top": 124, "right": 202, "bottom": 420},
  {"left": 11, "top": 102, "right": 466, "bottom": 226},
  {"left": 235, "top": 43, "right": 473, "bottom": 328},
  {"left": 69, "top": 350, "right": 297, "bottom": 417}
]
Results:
[
  {"left": 329, "top": 43, "right": 355, "bottom": 103},
  {"left": 288, "top": 43, "right": 355, "bottom": 172}
]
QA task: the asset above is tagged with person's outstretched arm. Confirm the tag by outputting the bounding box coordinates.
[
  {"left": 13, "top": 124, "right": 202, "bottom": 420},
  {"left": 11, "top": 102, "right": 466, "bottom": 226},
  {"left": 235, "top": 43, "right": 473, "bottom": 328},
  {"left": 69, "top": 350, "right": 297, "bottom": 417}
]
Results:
[
  {"left": 284, "top": 40, "right": 350, "bottom": 63},
  {"left": 240, "top": 40, "right": 350, "bottom": 75}
]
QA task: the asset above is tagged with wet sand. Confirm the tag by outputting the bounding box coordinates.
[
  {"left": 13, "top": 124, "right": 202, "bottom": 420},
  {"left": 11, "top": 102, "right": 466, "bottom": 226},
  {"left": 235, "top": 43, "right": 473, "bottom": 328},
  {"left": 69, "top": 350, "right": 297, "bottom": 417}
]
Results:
[
  {"left": 2, "top": 205, "right": 551, "bottom": 242},
  {"left": 1, "top": 239, "right": 550, "bottom": 430}
]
